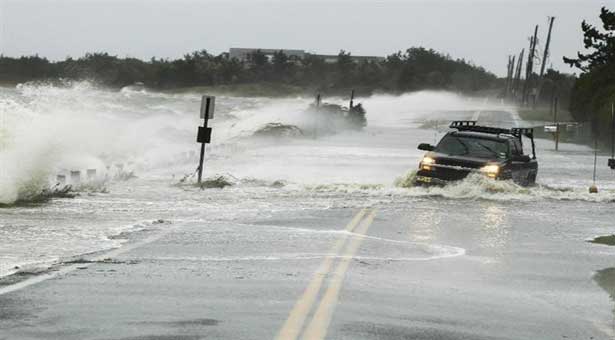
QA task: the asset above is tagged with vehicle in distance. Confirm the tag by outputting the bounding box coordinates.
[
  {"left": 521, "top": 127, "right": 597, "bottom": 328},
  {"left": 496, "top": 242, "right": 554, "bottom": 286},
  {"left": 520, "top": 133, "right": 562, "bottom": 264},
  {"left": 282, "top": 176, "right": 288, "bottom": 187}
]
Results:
[{"left": 415, "top": 121, "right": 538, "bottom": 186}]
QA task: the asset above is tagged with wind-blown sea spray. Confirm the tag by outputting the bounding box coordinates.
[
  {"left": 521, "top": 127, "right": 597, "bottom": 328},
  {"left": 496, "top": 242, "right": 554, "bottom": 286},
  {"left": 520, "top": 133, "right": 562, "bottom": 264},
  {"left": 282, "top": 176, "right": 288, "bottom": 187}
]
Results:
[
  {"left": 360, "top": 91, "right": 496, "bottom": 128},
  {"left": 0, "top": 81, "right": 200, "bottom": 204},
  {"left": 3, "top": 84, "right": 599, "bottom": 204},
  {"left": 0, "top": 82, "right": 334, "bottom": 203},
  {"left": 0, "top": 93, "right": 57, "bottom": 203}
]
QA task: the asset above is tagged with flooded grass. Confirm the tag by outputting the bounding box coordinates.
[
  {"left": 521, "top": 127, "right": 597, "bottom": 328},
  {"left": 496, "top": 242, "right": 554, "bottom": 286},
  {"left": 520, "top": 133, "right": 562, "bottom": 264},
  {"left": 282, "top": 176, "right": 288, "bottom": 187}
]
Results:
[
  {"left": 0, "top": 182, "right": 110, "bottom": 208},
  {"left": 174, "top": 174, "right": 286, "bottom": 190},
  {"left": 589, "top": 235, "right": 615, "bottom": 246},
  {"left": 253, "top": 123, "right": 304, "bottom": 138},
  {"left": 594, "top": 268, "right": 615, "bottom": 300},
  {"left": 0, "top": 186, "right": 77, "bottom": 208},
  {"left": 199, "top": 176, "right": 234, "bottom": 189}
]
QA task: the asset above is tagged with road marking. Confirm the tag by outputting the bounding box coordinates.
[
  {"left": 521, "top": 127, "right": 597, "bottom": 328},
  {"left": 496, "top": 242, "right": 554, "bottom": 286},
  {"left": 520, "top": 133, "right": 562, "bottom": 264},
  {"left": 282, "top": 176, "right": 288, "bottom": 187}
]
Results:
[
  {"left": 472, "top": 97, "right": 489, "bottom": 121},
  {"left": 274, "top": 208, "right": 368, "bottom": 340},
  {"left": 0, "top": 228, "right": 173, "bottom": 296},
  {"left": 471, "top": 110, "right": 481, "bottom": 121},
  {"left": 301, "top": 210, "right": 377, "bottom": 340}
]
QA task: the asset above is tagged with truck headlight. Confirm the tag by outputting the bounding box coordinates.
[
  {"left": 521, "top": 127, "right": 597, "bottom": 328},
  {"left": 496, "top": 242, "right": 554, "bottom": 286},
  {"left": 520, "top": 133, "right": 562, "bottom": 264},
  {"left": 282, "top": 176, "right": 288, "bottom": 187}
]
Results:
[
  {"left": 421, "top": 156, "right": 435, "bottom": 171},
  {"left": 480, "top": 164, "right": 500, "bottom": 178}
]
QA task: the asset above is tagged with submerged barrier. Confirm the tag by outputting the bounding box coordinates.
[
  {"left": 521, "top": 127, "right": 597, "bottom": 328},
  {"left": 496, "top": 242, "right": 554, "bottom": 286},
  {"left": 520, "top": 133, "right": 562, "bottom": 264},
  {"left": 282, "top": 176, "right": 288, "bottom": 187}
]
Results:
[
  {"left": 70, "top": 171, "right": 81, "bottom": 184},
  {"left": 55, "top": 163, "right": 137, "bottom": 186},
  {"left": 56, "top": 168, "right": 99, "bottom": 185}
]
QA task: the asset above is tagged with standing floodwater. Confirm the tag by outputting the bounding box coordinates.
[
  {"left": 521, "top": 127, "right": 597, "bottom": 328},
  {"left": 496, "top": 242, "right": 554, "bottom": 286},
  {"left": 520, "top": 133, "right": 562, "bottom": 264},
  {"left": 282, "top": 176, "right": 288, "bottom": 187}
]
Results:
[{"left": 2, "top": 82, "right": 615, "bottom": 339}]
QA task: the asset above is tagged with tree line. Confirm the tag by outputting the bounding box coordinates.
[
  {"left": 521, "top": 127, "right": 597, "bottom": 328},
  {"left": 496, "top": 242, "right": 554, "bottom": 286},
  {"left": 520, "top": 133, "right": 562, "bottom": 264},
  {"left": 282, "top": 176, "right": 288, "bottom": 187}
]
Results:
[
  {"left": 564, "top": 6, "right": 615, "bottom": 141},
  {"left": 0, "top": 48, "right": 497, "bottom": 94}
]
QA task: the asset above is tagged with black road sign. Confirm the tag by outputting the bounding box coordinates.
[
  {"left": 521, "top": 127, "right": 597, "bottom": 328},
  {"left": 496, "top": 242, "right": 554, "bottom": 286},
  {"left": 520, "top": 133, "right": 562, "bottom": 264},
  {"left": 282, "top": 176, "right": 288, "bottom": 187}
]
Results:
[{"left": 197, "top": 126, "right": 212, "bottom": 144}]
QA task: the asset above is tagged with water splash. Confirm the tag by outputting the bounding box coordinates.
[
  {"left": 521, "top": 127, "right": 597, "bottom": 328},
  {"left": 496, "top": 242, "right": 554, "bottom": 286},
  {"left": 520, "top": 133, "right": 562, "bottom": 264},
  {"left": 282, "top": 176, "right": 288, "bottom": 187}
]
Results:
[{"left": 392, "top": 171, "right": 615, "bottom": 202}]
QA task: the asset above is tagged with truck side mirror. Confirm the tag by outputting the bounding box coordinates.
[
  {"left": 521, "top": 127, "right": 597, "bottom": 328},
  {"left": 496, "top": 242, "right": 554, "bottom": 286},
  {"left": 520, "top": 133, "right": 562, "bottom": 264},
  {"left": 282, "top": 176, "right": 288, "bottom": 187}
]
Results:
[
  {"left": 512, "top": 154, "right": 531, "bottom": 162},
  {"left": 418, "top": 143, "right": 435, "bottom": 151}
]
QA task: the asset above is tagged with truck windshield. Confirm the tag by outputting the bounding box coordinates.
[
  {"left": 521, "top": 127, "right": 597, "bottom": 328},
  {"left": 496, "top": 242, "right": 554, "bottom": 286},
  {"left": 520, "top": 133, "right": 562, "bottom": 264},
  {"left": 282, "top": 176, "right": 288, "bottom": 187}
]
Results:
[{"left": 436, "top": 134, "right": 509, "bottom": 159}]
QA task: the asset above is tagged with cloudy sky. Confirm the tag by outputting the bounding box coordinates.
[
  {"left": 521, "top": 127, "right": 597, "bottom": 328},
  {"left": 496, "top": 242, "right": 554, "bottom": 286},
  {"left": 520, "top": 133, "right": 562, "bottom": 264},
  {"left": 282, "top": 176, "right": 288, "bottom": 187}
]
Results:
[{"left": 0, "top": 0, "right": 609, "bottom": 76}]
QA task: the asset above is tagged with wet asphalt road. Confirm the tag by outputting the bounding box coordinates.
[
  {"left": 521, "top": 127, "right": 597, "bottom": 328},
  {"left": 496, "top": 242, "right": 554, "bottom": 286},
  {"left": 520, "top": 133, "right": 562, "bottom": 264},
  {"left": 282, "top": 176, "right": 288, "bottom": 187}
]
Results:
[{"left": 1, "top": 197, "right": 614, "bottom": 340}]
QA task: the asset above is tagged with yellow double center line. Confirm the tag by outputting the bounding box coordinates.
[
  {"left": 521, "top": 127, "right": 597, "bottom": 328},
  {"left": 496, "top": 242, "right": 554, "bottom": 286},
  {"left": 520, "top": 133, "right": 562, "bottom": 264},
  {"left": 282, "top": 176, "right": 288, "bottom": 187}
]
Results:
[{"left": 275, "top": 208, "right": 377, "bottom": 340}]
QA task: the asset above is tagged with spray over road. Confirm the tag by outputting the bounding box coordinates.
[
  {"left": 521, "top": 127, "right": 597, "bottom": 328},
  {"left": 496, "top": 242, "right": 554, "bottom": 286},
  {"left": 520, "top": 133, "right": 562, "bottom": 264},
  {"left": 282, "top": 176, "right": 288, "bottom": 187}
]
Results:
[{"left": 1, "top": 83, "right": 615, "bottom": 339}]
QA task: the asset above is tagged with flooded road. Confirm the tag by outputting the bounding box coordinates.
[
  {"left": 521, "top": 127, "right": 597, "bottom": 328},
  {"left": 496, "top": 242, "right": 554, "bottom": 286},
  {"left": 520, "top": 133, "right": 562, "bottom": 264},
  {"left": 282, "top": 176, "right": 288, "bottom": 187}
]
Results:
[{"left": 1, "top": 83, "right": 615, "bottom": 339}]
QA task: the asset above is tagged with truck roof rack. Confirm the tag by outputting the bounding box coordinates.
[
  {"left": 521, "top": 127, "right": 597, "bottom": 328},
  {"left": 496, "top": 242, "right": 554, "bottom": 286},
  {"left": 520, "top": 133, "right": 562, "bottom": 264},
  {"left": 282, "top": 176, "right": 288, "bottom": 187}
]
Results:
[
  {"left": 449, "top": 120, "right": 536, "bottom": 159},
  {"left": 449, "top": 120, "right": 515, "bottom": 135},
  {"left": 511, "top": 127, "right": 534, "bottom": 139}
]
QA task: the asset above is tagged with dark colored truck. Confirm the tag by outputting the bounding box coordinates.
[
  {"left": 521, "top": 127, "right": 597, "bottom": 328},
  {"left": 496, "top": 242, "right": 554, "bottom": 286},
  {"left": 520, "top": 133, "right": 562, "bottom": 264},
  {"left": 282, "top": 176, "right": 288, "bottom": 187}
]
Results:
[{"left": 415, "top": 121, "right": 538, "bottom": 186}]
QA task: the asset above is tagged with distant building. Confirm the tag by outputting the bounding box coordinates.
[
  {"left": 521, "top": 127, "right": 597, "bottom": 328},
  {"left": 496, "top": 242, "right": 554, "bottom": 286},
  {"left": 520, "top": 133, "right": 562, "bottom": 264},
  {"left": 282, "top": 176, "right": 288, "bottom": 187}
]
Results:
[
  {"left": 228, "top": 48, "right": 385, "bottom": 64},
  {"left": 229, "top": 48, "right": 305, "bottom": 61}
]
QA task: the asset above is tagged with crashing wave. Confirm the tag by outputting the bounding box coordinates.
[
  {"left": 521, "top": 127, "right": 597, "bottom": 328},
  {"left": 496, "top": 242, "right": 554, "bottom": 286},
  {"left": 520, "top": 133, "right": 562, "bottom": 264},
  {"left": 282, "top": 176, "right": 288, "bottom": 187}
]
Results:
[{"left": 301, "top": 101, "right": 367, "bottom": 137}]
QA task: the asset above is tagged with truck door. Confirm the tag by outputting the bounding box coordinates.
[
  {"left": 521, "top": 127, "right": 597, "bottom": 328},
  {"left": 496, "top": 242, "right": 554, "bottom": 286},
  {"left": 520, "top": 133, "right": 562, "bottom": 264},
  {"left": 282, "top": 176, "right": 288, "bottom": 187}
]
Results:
[{"left": 510, "top": 138, "right": 529, "bottom": 184}]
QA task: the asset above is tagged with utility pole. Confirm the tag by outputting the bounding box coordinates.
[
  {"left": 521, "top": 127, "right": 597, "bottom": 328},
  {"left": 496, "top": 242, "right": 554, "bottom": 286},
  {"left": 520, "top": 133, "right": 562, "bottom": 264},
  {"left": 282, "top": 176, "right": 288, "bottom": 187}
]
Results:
[
  {"left": 504, "top": 56, "right": 510, "bottom": 97},
  {"left": 539, "top": 17, "right": 555, "bottom": 78},
  {"left": 513, "top": 49, "right": 524, "bottom": 99},
  {"left": 505, "top": 56, "right": 513, "bottom": 98},
  {"left": 536, "top": 16, "right": 555, "bottom": 105},
  {"left": 609, "top": 102, "right": 615, "bottom": 169},
  {"left": 590, "top": 138, "right": 599, "bottom": 193},
  {"left": 509, "top": 55, "right": 515, "bottom": 98},
  {"left": 553, "top": 96, "right": 559, "bottom": 151},
  {"left": 549, "top": 86, "right": 555, "bottom": 118},
  {"left": 523, "top": 25, "right": 539, "bottom": 106}
]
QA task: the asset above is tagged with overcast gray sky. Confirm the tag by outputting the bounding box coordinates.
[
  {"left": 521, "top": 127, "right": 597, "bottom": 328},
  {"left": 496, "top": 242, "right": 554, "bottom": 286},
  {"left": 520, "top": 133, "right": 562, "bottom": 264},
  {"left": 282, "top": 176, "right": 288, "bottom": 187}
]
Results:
[{"left": 0, "top": 0, "right": 610, "bottom": 76}]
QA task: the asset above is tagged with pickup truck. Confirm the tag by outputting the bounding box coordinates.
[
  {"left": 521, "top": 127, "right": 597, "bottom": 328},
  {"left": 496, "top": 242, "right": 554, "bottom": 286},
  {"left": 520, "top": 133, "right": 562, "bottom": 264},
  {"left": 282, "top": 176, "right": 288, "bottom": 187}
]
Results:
[{"left": 415, "top": 121, "right": 538, "bottom": 186}]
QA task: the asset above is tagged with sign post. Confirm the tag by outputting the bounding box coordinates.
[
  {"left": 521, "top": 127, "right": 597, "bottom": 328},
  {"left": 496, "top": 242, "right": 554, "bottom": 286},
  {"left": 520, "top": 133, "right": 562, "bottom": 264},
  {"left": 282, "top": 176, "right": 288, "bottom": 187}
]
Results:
[
  {"left": 553, "top": 96, "right": 559, "bottom": 151},
  {"left": 197, "top": 95, "right": 215, "bottom": 184},
  {"left": 609, "top": 102, "right": 615, "bottom": 169}
]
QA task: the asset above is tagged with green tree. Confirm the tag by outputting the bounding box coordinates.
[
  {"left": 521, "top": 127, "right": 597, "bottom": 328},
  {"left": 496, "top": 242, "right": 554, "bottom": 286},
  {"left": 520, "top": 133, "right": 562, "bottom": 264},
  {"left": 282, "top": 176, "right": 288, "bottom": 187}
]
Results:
[
  {"left": 247, "top": 50, "right": 268, "bottom": 67},
  {"left": 300, "top": 54, "right": 328, "bottom": 87},
  {"left": 564, "top": 7, "right": 615, "bottom": 72},
  {"left": 564, "top": 6, "right": 615, "bottom": 137},
  {"left": 0, "top": 47, "right": 496, "bottom": 94},
  {"left": 336, "top": 50, "right": 355, "bottom": 87},
  {"left": 272, "top": 50, "right": 289, "bottom": 80}
]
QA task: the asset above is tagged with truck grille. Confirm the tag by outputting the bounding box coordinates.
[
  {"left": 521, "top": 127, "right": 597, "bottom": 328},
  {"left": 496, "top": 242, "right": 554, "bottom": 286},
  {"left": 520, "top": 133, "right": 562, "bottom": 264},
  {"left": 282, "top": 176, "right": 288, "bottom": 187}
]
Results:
[
  {"left": 431, "top": 166, "right": 470, "bottom": 180},
  {"left": 437, "top": 158, "right": 483, "bottom": 169}
]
